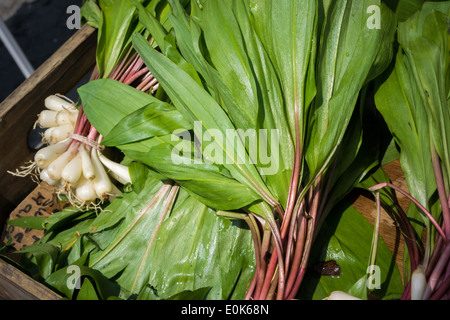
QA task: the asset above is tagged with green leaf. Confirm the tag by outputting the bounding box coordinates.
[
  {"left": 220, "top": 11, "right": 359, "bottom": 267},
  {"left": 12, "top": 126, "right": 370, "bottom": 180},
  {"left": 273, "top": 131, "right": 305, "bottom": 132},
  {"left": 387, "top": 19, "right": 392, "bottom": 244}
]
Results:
[
  {"left": 77, "top": 278, "right": 101, "bottom": 300},
  {"left": 132, "top": 32, "right": 278, "bottom": 207},
  {"left": 249, "top": 0, "right": 317, "bottom": 149},
  {"left": 306, "top": 0, "right": 396, "bottom": 181},
  {"left": 77, "top": 171, "right": 255, "bottom": 299},
  {"left": 375, "top": 49, "right": 437, "bottom": 212},
  {"left": 187, "top": 0, "right": 295, "bottom": 206},
  {"left": 135, "top": 0, "right": 204, "bottom": 84},
  {"left": 96, "top": 0, "right": 143, "bottom": 78},
  {"left": 79, "top": 78, "right": 158, "bottom": 137},
  {"left": 46, "top": 264, "right": 122, "bottom": 300},
  {"left": 318, "top": 88, "right": 391, "bottom": 224},
  {"left": 81, "top": 0, "right": 102, "bottom": 29},
  {"left": 146, "top": 193, "right": 255, "bottom": 300},
  {"left": 123, "top": 138, "right": 261, "bottom": 211},
  {"left": 397, "top": 3, "right": 450, "bottom": 184},
  {"left": 18, "top": 243, "right": 60, "bottom": 279},
  {"left": 167, "top": 287, "right": 211, "bottom": 300},
  {"left": 7, "top": 216, "right": 47, "bottom": 230},
  {"left": 101, "top": 101, "right": 191, "bottom": 146},
  {"left": 395, "top": 0, "right": 424, "bottom": 22}
]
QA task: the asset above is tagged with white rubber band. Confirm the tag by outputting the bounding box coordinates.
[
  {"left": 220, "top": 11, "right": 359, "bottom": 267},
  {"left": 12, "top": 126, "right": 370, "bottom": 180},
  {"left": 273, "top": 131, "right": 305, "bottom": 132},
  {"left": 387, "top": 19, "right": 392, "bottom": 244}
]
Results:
[{"left": 71, "top": 134, "right": 105, "bottom": 151}]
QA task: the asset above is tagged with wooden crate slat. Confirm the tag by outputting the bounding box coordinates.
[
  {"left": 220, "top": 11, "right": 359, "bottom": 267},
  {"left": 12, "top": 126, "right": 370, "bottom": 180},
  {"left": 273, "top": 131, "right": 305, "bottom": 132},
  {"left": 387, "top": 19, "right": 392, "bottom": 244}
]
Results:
[{"left": 0, "top": 259, "right": 61, "bottom": 300}]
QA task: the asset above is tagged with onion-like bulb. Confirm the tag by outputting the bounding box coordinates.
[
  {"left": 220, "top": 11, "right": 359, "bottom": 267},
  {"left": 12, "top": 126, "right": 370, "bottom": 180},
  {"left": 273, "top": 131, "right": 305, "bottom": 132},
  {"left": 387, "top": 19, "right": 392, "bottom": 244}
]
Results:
[
  {"left": 80, "top": 144, "right": 95, "bottom": 180},
  {"left": 75, "top": 176, "right": 97, "bottom": 203},
  {"left": 44, "top": 124, "right": 74, "bottom": 144},
  {"left": 34, "top": 139, "right": 71, "bottom": 169},
  {"left": 91, "top": 147, "right": 112, "bottom": 200},
  {"left": 47, "top": 148, "right": 76, "bottom": 181},
  {"left": 323, "top": 291, "right": 361, "bottom": 300},
  {"left": 61, "top": 152, "right": 83, "bottom": 186},
  {"left": 98, "top": 151, "right": 131, "bottom": 185},
  {"left": 45, "top": 95, "right": 77, "bottom": 112},
  {"left": 411, "top": 266, "right": 427, "bottom": 300},
  {"left": 40, "top": 169, "right": 60, "bottom": 186}
]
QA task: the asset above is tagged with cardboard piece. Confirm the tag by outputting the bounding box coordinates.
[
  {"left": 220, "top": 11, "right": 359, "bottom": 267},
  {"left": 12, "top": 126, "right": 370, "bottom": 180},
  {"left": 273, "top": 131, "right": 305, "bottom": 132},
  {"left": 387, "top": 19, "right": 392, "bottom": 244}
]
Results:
[{"left": 1, "top": 183, "right": 64, "bottom": 257}]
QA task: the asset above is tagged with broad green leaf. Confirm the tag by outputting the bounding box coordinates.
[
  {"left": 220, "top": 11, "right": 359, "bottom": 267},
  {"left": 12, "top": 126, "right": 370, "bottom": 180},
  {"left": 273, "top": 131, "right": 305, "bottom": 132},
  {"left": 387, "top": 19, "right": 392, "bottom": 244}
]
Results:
[
  {"left": 375, "top": 49, "right": 437, "bottom": 213},
  {"left": 81, "top": 0, "right": 102, "bottom": 29},
  {"left": 96, "top": 0, "right": 144, "bottom": 78},
  {"left": 79, "top": 78, "right": 158, "bottom": 137},
  {"left": 38, "top": 218, "right": 98, "bottom": 258},
  {"left": 132, "top": 33, "right": 278, "bottom": 208},
  {"left": 191, "top": 0, "right": 295, "bottom": 206},
  {"left": 7, "top": 216, "right": 47, "bottom": 230},
  {"left": 395, "top": 0, "right": 424, "bottom": 22},
  {"left": 191, "top": 0, "right": 265, "bottom": 133},
  {"left": 76, "top": 171, "right": 255, "bottom": 299},
  {"left": 249, "top": 0, "right": 317, "bottom": 151},
  {"left": 46, "top": 264, "right": 122, "bottom": 300},
  {"left": 318, "top": 89, "right": 392, "bottom": 226},
  {"left": 18, "top": 243, "right": 60, "bottom": 279},
  {"left": 43, "top": 208, "right": 96, "bottom": 234},
  {"left": 147, "top": 192, "right": 255, "bottom": 300},
  {"left": 306, "top": 0, "right": 396, "bottom": 182},
  {"left": 123, "top": 137, "right": 261, "bottom": 210},
  {"left": 84, "top": 177, "right": 175, "bottom": 297},
  {"left": 135, "top": 0, "right": 204, "bottom": 85},
  {"left": 77, "top": 278, "right": 101, "bottom": 300},
  {"left": 397, "top": 3, "right": 450, "bottom": 184},
  {"left": 101, "top": 101, "right": 191, "bottom": 146}
]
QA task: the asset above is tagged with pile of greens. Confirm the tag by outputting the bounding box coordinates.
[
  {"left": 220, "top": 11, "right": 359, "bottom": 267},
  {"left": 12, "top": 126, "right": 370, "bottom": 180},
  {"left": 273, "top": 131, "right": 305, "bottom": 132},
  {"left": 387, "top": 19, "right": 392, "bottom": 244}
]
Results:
[{"left": 3, "top": 0, "right": 449, "bottom": 300}]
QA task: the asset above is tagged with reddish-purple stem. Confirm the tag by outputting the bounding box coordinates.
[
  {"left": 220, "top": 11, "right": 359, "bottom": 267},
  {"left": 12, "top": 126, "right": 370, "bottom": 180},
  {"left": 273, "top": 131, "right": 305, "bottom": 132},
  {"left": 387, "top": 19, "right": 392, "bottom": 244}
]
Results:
[
  {"left": 424, "top": 242, "right": 450, "bottom": 299},
  {"left": 123, "top": 67, "right": 150, "bottom": 86},
  {"left": 432, "top": 150, "right": 450, "bottom": 236},
  {"left": 370, "top": 182, "right": 446, "bottom": 239}
]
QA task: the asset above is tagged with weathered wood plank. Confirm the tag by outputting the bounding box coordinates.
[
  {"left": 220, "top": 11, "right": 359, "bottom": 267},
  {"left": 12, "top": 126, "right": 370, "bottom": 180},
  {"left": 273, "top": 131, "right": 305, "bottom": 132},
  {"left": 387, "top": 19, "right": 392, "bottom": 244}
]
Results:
[{"left": 0, "top": 259, "right": 61, "bottom": 300}]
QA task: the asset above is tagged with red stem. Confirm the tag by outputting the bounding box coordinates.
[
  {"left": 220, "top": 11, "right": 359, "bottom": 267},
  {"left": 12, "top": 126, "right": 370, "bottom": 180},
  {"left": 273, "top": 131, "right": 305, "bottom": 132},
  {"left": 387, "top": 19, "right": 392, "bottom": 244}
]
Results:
[
  {"left": 284, "top": 197, "right": 305, "bottom": 276},
  {"left": 429, "top": 275, "right": 450, "bottom": 300},
  {"left": 424, "top": 242, "right": 450, "bottom": 299},
  {"left": 285, "top": 182, "right": 321, "bottom": 300},
  {"left": 284, "top": 214, "right": 307, "bottom": 297},
  {"left": 119, "top": 54, "right": 140, "bottom": 83},
  {"left": 432, "top": 150, "right": 450, "bottom": 236},
  {"left": 124, "top": 67, "right": 149, "bottom": 86},
  {"left": 401, "top": 281, "right": 411, "bottom": 300},
  {"left": 390, "top": 200, "right": 420, "bottom": 272},
  {"left": 257, "top": 247, "right": 278, "bottom": 299},
  {"left": 245, "top": 272, "right": 258, "bottom": 300},
  {"left": 370, "top": 182, "right": 446, "bottom": 239},
  {"left": 253, "top": 228, "right": 270, "bottom": 299}
]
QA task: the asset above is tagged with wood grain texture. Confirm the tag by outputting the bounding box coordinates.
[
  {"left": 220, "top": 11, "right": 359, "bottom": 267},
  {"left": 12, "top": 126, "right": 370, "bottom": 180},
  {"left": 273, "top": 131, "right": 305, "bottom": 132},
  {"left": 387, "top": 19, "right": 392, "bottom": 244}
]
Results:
[
  {"left": 0, "top": 259, "right": 61, "bottom": 300},
  {"left": 0, "top": 24, "right": 97, "bottom": 227}
]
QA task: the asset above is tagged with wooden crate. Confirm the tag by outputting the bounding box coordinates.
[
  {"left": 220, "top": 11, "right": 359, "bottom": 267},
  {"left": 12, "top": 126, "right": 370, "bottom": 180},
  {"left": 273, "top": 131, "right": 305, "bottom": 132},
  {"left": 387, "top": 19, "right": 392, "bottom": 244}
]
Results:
[
  {"left": 0, "top": 24, "right": 97, "bottom": 300},
  {"left": 0, "top": 22, "right": 409, "bottom": 300}
]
